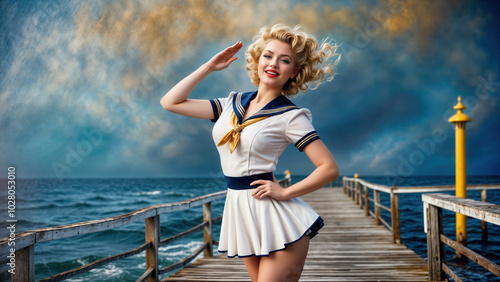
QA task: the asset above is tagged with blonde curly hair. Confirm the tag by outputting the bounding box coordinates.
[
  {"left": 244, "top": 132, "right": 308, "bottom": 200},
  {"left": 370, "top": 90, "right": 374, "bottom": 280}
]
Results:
[{"left": 245, "top": 24, "right": 340, "bottom": 97}]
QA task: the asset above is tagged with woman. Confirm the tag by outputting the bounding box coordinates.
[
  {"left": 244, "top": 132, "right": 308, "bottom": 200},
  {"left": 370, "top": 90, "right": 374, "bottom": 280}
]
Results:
[{"left": 161, "top": 24, "right": 339, "bottom": 282}]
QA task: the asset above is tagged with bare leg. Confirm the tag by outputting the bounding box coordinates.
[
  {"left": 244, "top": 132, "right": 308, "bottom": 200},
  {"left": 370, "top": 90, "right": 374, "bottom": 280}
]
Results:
[
  {"left": 257, "top": 236, "right": 310, "bottom": 282},
  {"left": 243, "top": 256, "right": 260, "bottom": 282}
]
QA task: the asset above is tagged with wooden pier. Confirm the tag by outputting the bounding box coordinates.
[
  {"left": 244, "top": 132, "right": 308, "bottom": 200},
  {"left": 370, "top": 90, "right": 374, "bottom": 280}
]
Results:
[{"left": 165, "top": 188, "right": 429, "bottom": 281}]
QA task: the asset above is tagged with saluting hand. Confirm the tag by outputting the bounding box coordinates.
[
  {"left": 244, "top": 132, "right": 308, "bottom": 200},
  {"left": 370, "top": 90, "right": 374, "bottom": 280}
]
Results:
[
  {"left": 250, "top": 175, "right": 290, "bottom": 201},
  {"left": 205, "top": 41, "right": 243, "bottom": 71}
]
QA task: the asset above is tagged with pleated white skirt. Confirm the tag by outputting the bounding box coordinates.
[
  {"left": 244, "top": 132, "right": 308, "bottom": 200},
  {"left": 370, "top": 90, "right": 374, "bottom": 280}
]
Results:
[{"left": 218, "top": 188, "right": 324, "bottom": 258}]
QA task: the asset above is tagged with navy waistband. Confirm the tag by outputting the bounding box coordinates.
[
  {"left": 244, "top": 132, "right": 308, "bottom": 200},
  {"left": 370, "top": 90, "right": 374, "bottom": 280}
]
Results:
[{"left": 225, "top": 172, "right": 274, "bottom": 190}]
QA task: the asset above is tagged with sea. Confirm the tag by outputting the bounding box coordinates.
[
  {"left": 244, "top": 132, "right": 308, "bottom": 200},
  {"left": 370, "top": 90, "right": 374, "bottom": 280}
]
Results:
[{"left": 0, "top": 175, "right": 499, "bottom": 282}]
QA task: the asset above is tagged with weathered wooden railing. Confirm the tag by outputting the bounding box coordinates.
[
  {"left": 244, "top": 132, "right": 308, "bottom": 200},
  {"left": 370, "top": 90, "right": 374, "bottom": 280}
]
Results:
[
  {"left": 1, "top": 176, "right": 293, "bottom": 282},
  {"left": 423, "top": 193, "right": 500, "bottom": 281},
  {"left": 1, "top": 191, "right": 227, "bottom": 282},
  {"left": 342, "top": 176, "right": 500, "bottom": 244}
]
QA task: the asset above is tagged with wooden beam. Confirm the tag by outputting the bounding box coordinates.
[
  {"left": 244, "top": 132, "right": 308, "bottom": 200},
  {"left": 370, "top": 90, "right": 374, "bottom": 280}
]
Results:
[
  {"left": 442, "top": 263, "right": 463, "bottom": 282},
  {"left": 145, "top": 216, "right": 160, "bottom": 282},
  {"left": 364, "top": 185, "right": 370, "bottom": 216},
  {"left": 155, "top": 191, "right": 226, "bottom": 214},
  {"left": 481, "top": 189, "right": 488, "bottom": 241},
  {"left": 391, "top": 186, "right": 401, "bottom": 244},
  {"left": 426, "top": 204, "right": 444, "bottom": 281},
  {"left": 0, "top": 232, "right": 35, "bottom": 258},
  {"left": 203, "top": 202, "right": 213, "bottom": 258},
  {"left": 422, "top": 193, "right": 500, "bottom": 225},
  {"left": 374, "top": 190, "right": 381, "bottom": 225},
  {"left": 136, "top": 268, "right": 153, "bottom": 282},
  {"left": 33, "top": 207, "right": 158, "bottom": 243},
  {"left": 357, "top": 182, "right": 363, "bottom": 208},
  {"left": 441, "top": 234, "right": 500, "bottom": 277},
  {"left": 344, "top": 177, "right": 500, "bottom": 194},
  {"left": 13, "top": 245, "right": 34, "bottom": 282}
]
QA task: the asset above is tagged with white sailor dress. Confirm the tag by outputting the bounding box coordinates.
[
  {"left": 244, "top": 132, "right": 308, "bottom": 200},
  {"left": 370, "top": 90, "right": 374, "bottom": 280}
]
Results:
[{"left": 210, "top": 91, "right": 324, "bottom": 258}]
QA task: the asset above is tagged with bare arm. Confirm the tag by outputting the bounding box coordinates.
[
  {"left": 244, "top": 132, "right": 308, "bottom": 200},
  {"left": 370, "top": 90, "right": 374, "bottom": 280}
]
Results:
[
  {"left": 284, "top": 140, "right": 339, "bottom": 199},
  {"left": 160, "top": 41, "right": 243, "bottom": 119},
  {"left": 251, "top": 139, "right": 339, "bottom": 201}
]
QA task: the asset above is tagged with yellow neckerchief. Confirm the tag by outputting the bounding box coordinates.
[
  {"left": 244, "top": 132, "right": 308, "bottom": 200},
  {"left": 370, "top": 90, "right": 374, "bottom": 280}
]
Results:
[{"left": 217, "top": 111, "right": 268, "bottom": 153}]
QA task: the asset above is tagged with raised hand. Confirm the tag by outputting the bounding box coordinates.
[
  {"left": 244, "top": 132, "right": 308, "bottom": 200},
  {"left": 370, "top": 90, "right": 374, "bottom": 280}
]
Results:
[
  {"left": 205, "top": 41, "right": 243, "bottom": 71},
  {"left": 160, "top": 42, "right": 243, "bottom": 120}
]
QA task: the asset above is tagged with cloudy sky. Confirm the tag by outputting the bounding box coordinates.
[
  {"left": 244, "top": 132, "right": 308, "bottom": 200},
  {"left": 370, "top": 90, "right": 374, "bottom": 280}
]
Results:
[{"left": 1, "top": 0, "right": 499, "bottom": 180}]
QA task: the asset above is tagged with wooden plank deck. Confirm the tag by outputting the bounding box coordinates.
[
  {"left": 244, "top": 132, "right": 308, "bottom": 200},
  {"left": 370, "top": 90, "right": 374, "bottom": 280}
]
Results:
[{"left": 164, "top": 188, "right": 429, "bottom": 281}]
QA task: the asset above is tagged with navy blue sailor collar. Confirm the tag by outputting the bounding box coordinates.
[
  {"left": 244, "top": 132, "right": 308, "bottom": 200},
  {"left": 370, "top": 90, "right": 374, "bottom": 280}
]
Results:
[{"left": 232, "top": 91, "right": 299, "bottom": 123}]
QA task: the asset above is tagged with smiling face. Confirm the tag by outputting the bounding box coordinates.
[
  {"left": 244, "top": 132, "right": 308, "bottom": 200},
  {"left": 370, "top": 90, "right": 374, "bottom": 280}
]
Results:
[{"left": 257, "top": 39, "right": 299, "bottom": 92}]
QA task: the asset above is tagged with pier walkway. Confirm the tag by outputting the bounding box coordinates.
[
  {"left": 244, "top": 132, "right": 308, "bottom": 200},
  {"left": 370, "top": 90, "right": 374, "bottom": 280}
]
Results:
[{"left": 165, "top": 187, "right": 429, "bottom": 281}]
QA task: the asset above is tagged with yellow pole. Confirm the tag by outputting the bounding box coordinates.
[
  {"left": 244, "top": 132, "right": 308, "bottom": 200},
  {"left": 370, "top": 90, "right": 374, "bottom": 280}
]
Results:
[{"left": 448, "top": 96, "right": 471, "bottom": 259}]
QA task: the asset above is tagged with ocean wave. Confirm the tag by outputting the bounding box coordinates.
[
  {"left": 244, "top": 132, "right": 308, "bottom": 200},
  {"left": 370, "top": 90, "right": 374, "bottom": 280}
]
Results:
[
  {"left": 139, "top": 190, "right": 162, "bottom": 196},
  {"left": 25, "top": 201, "right": 99, "bottom": 210},
  {"left": 159, "top": 241, "right": 203, "bottom": 258},
  {"left": 5, "top": 200, "right": 102, "bottom": 212},
  {"left": 85, "top": 195, "right": 110, "bottom": 202},
  {"left": 134, "top": 190, "right": 196, "bottom": 198},
  {"left": 65, "top": 263, "right": 124, "bottom": 282},
  {"left": 90, "top": 264, "right": 124, "bottom": 278},
  {"left": 163, "top": 191, "right": 196, "bottom": 198},
  {"left": 134, "top": 240, "right": 204, "bottom": 260}
]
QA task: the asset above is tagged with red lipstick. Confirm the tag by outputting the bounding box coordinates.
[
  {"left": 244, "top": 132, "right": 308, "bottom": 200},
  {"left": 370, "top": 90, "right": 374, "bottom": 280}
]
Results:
[{"left": 265, "top": 69, "right": 280, "bottom": 78}]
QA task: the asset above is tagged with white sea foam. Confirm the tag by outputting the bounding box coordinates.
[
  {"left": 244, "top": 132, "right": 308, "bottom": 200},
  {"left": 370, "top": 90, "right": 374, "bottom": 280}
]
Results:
[
  {"left": 89, "top": 264, "right": 123, "bottom": 277},
  {"left": 66, "top": 264, "right": 123, "bottom": 281},
  {"left": 140, "top": 190, "right": 162, "bottom": 195},
  {"left": 159, "top": 241, "right": 203, "bottom": 258},
  {"left": 76, "top": 259, "right": 86, "bottom": 266},
  {"left": 134, "top": 241, "right": 203, "bottom": 259},
  {"left": 164, "top": 191, "right": 195, "bottom": 197},
  {"left": 66, "top": 278, "right": 85, "bottom": 282}
]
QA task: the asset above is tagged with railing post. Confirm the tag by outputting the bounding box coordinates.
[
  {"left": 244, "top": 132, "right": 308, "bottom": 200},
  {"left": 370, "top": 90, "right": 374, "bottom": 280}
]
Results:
[
  {"left": 351, "top": 181, "right": 355, "bottom": 200},
  {"left": 354, "top": 182, "right": 357, "bottom": 202},
  {"left": 203, "top": 202, "right": 213, "bottom": 257},
  {"left": 426, "top": 204, "right": 445, "bottom": 281},
  {"left": 390, "top": 184, "right": 401, "bottom": 244},
  {"left": 354, "top": 182, "right": 358, "bottom": 203},
  {"left": 13, "top": 245, "right": 35, "bottom": 282},
  {"left": 364, "top": 186, "right": 370, "bottom": 216},
  {"left": 353, "top": 174, "right": 359, "bottom": 202},
  {"left": 358, "top": 184, "right": 363, "bottom": 209},
  {"left": 145, "top": 215, "right": 160, "bottom": 282},
  {"left": 481, "top": 189, "right": 488, "bottom": 241},
  {"left": 374, "top": 190, "right": 381, "bottom": 225}
]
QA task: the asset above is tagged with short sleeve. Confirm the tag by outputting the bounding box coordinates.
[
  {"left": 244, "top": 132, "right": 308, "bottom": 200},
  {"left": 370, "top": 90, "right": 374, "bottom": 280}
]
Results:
[
  {"left": 285, "top": 109, "right": 321, "bottom": 152},
  {"left": 209, "top": 91, "right": 236, "bottom": 122}
]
